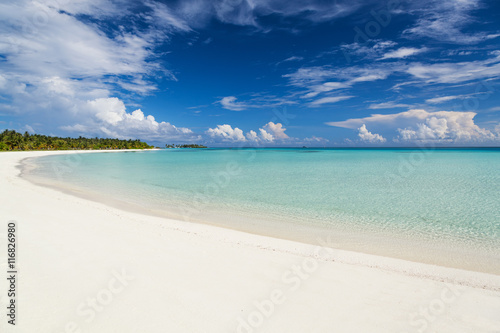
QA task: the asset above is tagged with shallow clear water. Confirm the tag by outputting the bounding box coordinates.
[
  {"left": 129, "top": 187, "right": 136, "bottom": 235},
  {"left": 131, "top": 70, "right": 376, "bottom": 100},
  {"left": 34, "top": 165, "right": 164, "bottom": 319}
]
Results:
[{"left": 25, "top": 148, "right": 500, "bottom": 273}]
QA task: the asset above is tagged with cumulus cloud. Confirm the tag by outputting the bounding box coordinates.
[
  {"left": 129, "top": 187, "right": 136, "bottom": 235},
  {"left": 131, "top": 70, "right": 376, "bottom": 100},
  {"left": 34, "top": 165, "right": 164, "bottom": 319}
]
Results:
[
  {"left": 0, "top": 0, "right": 192, "bottom": 139},
  {"left": 61, "top": 97, "right": 199, "bottom": 142},
  {"left": 207, "top": 122, "right": 290, "bottom": 143},
  {"left": 396, "top": 114, "right": 496, "bottom": 143},
  {"left": 258, "top": 128, "right": 274, "bottom": 142},
  {"left": 206, "top": 124, "right": 246, "bottom": 141},
  {"left": 328, "top": 109, "right": 498, "bottom": 144},
  {"left": 358, "top": 124, "right": 386, "bottom": 143},
  {"left": 90, "top": 98, "right": 128, "bottom": 126},
  {"left": 397, "top": 117, "right": 448, "bottom": 141},
  {"left": 245, "top": 130, "right": 259, "bottom": 141},
  {"left": 263, "top": 122, "right": 289, "bottom": 139}
]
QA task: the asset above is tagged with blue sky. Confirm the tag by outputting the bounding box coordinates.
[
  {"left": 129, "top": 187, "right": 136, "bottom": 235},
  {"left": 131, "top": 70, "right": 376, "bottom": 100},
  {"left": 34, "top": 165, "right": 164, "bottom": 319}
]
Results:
[{"left": 1, "top": 0, "right": 500, "bottom": 146}]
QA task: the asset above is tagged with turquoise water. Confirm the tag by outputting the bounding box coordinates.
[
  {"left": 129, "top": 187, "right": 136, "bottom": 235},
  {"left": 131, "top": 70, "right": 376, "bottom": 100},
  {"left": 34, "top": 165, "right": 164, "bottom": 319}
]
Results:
[{"left": 25, "top": 148, "right": 500, "bottom": 273}]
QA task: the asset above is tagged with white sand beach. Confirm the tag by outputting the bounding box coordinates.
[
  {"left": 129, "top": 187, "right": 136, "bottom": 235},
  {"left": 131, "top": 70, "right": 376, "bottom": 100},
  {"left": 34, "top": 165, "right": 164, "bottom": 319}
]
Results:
[{"left": 1, "top": 150, "right": 500, "bottom": 333}]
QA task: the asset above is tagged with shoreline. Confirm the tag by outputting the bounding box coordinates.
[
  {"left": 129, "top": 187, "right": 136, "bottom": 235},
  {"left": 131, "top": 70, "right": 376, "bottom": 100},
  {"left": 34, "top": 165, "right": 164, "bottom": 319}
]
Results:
[
  {"left": 11, "top": 150, "right": 500, "bottom": 283},
  {"left": 1, "top": 150, "right": 500, "bottom": 332},
  {"left": 20, "top": 150, "right": 500, "bottom": 276}
]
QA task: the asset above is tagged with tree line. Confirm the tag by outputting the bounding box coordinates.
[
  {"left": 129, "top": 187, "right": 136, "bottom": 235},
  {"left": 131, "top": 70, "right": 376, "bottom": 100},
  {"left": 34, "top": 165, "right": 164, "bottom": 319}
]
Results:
[
  {"left": 0, "top": 130, "right": 154, "bottom": 151},
  {"left": 165, "top": 144, "right": 207, "bottom": 148}
]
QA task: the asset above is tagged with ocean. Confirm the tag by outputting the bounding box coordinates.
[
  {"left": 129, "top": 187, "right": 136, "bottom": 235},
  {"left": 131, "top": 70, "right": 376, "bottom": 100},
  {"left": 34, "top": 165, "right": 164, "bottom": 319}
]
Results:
[{"left": 23, "top": 148, "right": 500, "bottom": 273}]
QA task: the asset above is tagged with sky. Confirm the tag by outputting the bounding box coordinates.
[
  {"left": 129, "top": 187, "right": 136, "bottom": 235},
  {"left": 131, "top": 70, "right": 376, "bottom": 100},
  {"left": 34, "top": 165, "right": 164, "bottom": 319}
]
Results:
[{"left": 1, "top": 0, "right": 500, "bottom": 146}]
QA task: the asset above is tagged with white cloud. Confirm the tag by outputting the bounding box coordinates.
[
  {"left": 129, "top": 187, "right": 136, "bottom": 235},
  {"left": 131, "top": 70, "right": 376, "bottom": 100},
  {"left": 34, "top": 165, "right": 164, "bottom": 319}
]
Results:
[
  {"left": 246, "top": 130, "right": 259, "bottom": 141},
  {"left": 380, "top": 47, "right": 428, "bottom": 60},
  {"left": 340, "top": 40, "right": 398, "bottom": 61},
  {"left": 61, "top": 97, "right": 198, "bottom": 142},
  {"left": 358, "top": 124, "right": 386, "bottom": 143},
  {"left": 0, "top": 74, "right": 6, "bottom": 90},
  {"left": 423, "top": 117, "right": 448, "bottom": 139},
  {"left": 303, "top": 82, "right": 350, "bottom": 98},
  {"left": 426, "top": 95, "right": 466, "bottom": 104},
  {"left": 425, "top": 91, "right": 494, "bottom": 105},
  {"left": 258, "top": 128, "right": 274, "bottom": 142},
  {"left": 0, "top": 0, "right": 195, "bottom": 140},
  {"left": 369, "top": 102, "right": 412, "bottom": 109},
  {"left": 303, "top": 136, "right": 329, "bottom": 144},
  {"left": 283, "top": 66, "right": 338, "bottom": 87},
  {"left": 218, "top": 96, "right": 248, "bottom": 111},
  {"left": 246, "top": 128, "right": 273, "bottom": 143},
  {"left": 24, "top": 125, "right": 35, "bottom": 134},
  {"left": 403, "top": 0, "right": 499, "bottom": 44},
  {"left": 174, "top": 0, "right": 367, "bottom": 29},
  {"left": 206, "top": 124, "right": 246, "bottom": 141},
  {"left": 144, "top": 1, "right": 191, "bottom": 32},
  {"left": 263, "top": 122, "right": 289, "bottom": 139},
  {"left": 291, "top": 50, "right": 500, "bottom": 100},
  {"left": 407, "top": 55, "right": 500, "bottom": 84},
  {"left": 397, "top": 117, "right": 450, "bottom": 141},
  {"left": 310, "top": 96, "right": 354, "bottom": 106},
  {"left": 327, "top": 109, "right": 446, "bottom": 128},
  {"left": 396, "top": 113, "right": 496, "bottom": 142},
  {"left": 60, "top": 124, "right": 88, "bottom": 133},
  {"left": 286, "top": 65, "right": 393, "bottom": 99},
  {"left": 285, "top": 65, "right": 391, "bottom": 87},
  {"left": 208, "top": 121, "right": 290, "bottom": 143},
  {"left": 283, "top": 56, "right": 304, "bottom": 62},
  {"left": 89, "top": 98, "right": 127, "bottom": 126},
  {"left": 349, "top": 73, "right": 389, "bottom": 83},
  {"left": 217, "top": 95, "right": 295, "bottom": 111},
  {"left": 0, "top": 1, "right": 178, "bottom": 91},
  {"left": 328, "top": 109, "right": 498, "bottom": 143}
]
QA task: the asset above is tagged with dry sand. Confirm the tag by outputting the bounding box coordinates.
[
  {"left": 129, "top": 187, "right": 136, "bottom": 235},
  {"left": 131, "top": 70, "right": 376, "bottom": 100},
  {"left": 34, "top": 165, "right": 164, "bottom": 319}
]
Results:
[{"left": 0, "top": 150, "right": 499, "bottom": 333}]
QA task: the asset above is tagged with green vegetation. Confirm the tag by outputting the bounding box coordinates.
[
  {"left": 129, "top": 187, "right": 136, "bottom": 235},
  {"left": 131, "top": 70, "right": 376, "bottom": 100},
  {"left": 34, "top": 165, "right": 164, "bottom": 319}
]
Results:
[
  {"left": 166, "top": 144, "right": 208, "bottom": 148},
  {"left": 0, "top": 130, "right": 154, "bottom": 151}
]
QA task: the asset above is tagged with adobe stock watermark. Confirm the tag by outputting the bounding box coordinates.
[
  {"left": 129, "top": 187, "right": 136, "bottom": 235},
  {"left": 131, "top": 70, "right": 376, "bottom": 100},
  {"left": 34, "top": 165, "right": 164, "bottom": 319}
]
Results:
[
  {"left": 235, "top": 236, "right": 336, "bottom": 333},
  {"left": 7, "top": 0, "right": 72, "bottom": 54},
  {"left": 385, "top": 143, "right": 436, "bottom": 185},
  {"left": 270, "top": 106, "right": 296, "bottom": 127},
  {"left": 51, "top": 153, "right": 83, "bottom": 181},
  {"left": 57, "top": 268, "right": 134, "bottom": 333},
  {"left": 386, "top": 79, "right": 498, "bottom": 184},
  {"left": 343, "top": 0, "right": 401, "bottom": 64},
  {"left": 452, "top": 80, "right": 496, "bottom": 113},
  {"left": 402, "top": 283, "right": 464, "bottom": 333},
  {"left": 178, "top": 160, "right": 243, "bottom": 221}
]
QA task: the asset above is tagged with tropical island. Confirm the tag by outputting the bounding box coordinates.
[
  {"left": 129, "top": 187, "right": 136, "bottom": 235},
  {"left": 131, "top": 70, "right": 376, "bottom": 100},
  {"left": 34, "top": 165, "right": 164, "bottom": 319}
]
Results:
[
  {"left": 0, "top": 129, "right": 154, "bottom": 151},
  {"left": 165, "top": 144, "right": 208, "bottom": 148}
]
